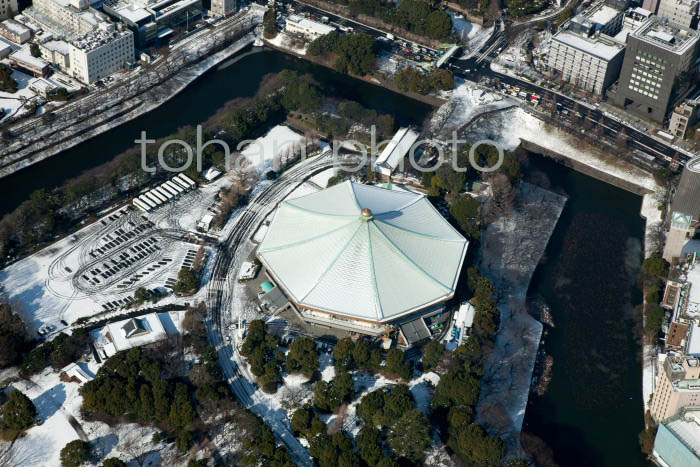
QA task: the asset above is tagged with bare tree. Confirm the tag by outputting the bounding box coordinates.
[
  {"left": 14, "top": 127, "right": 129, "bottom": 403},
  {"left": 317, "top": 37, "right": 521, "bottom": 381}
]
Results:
[{"left": 192, "top": 239, "right": 207, "bottom": 273}]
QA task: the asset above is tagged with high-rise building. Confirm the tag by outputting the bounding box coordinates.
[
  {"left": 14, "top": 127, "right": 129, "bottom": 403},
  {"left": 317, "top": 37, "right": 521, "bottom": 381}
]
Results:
[
  {"left": 68, "top": 24, "right": 134, "bottom": 83},
  {"left": 651, "top": 355, "right": 700, "bottom": 422},
  {"left": 664, "top": 159, "right": 700, "bottom": 261},
  {"left": 658, "top": 0, "right": 699, "bottom": 29},
  {"left": 613, "top": 17, "right": 700, "bottom": 123}
]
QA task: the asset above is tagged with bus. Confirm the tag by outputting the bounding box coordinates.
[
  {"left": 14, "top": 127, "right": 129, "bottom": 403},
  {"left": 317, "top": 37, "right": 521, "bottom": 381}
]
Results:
[
  {"left": 176, "top": 173, "right": 196, "bottom": 188},
  {"left": 154, "top": 186, "right": 173, "bottom": 201},
  {"left": 171, "top": 176, "right": 191, "bottom": 191},
  {"left": 164, "top": 180, "right": 184, "bottom": 195},
  {"left": 161, "top": 182, "right": 180, "bottom": 197},
  {"left": 132, "top": 198, "right": 151, "bottom": 212},
  {"left": 148, "top": 189, "right": 168, "bottom": 204},
  {"left": 143, "top": 192, "right": 163, "bottom": 207},
  {"left": 137, "top": 195, "right": 156, "bottom": 210}
]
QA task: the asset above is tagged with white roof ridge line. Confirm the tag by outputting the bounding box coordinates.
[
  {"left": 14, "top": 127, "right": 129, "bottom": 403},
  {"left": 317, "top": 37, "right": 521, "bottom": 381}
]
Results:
[
  {"left": 369, "top": 222, "right": 451, "bottom": 292},
  {"left": 258, "top": 220, "right": 357, "bottom": 254},
  {"left": 366, "top": 222, "right": 384, "bottom": 321},
  {"left": 374, "top": 216, "right": 466, "bottom": 242},
  {"left": 299, "top": 221, "right": 364, "bottom": 303}
]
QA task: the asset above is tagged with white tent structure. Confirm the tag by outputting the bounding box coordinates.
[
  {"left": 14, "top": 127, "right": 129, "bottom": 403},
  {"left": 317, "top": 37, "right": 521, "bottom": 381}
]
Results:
[{"left": 257, "top": 181, "right": 468, "bottom": 325}]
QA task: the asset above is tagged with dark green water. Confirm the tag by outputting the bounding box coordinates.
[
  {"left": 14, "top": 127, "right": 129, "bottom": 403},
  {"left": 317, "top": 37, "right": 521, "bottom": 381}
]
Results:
[
  {"left": 0, "top": 48, "right": 432, "bottom": 218},
  {"left": 523, "top": 155, "right": 648, "bottom": 467},
  {"left": 0, "top": 47, "right": 648, "bottom": 465}
]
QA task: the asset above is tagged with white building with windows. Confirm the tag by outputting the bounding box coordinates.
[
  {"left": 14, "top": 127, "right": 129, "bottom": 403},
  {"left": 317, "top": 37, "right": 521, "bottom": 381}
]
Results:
[
  {"left": 547, "top": 2, "right": 627, "bottom": 94},
  {"left": 0, "top": 18, "right": 31, "bottom": 44},
  {"left": 68, "top": 23, "right": 134, "bottom": 83},
  {"left": 658, "top": 0, "right": 699, "bottom": 29},
  {"left": 285, "top": 15, "right": 335, "bottom": 40},
  {"left": 547, "top": 29, "right": 626, "bottom": 93},
  {"left": 28, "top": 0, "right": 109, "bottom": 38}
]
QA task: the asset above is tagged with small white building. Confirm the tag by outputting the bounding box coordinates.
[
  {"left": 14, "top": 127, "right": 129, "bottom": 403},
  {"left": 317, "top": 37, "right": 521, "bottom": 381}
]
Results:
[
  {"left": 60, "top": 362, "right": 93, "bottom": 384},
  {"left": 40, "top": 40, "right": 72, "bottom": 70},
  {"left": 92, "top": 313, "right": 167, "bottom": 359},
  {"left": 203, "top": 166, "right": 222, "bottom": 182},
  {"left": 29, "top": 78, "right": 58, "bottom": 97},
  {"left": 238, "top": 261, "right": 260, "bottom": 281},
  {"left": 285, "top": 15, "right": 335, "bottom": 40},
  {"left": 373, "top": 127, "right": 420, "bottom": 178},
  {"left": 197, "top": 213, "right": 214, "bottom": 232},
  {"left": 0, "top": 19, "right": 32, "bottom": 44}
]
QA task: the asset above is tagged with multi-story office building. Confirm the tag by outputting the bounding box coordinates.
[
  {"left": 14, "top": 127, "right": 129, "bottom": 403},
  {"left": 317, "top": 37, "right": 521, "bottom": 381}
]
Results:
[
  {"left": 0, "top": 0, "right": 17, "bottom": 20},
  {"left": 652, "top": 355, "right": 700, "bottom": 422},
  {"left": 613, "top": 17, "right": 700, "bottom": 123},
  {"left": 658, "top": 0, "right": 699, "bottom": 29},
  {"left": 102, "top": 0, "right": 203, "bottom": 48},
  {"left": 28, "top": 0, "right": 109, "bottom": 38},
  {"left": 546, "top": 2, "right": 627, "bottom": 94},
  {"left": 69, "top": 23, "right": 134, "bottom": 83},
  {"left": 211, "top": 0, "right": 234, "bottom": 17}
]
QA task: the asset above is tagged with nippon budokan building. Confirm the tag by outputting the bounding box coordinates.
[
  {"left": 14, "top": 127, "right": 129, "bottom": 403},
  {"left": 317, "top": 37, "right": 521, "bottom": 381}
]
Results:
[{"left": 256, "top": 181, "right": 468, "bottom": 347}]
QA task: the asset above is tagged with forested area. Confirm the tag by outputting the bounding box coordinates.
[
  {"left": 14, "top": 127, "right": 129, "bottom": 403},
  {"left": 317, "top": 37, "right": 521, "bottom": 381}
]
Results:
[
  {"left": 307, "top": 32, "right": 377, "bottom": 76},
  {"left": 323, "top": 0, "right": 454, "bottom": 40},
  {"left": 394, "top": 68, "right": 455, "bottom": 95}
]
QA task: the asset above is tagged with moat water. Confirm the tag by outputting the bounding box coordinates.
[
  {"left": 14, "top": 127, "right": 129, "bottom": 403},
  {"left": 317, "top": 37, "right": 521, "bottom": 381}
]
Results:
[{"left": 1, "top": 48, "right": 648, "bottom": 466}]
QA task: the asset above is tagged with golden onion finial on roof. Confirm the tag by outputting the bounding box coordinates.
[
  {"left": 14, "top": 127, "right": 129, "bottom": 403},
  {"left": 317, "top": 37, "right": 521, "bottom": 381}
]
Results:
[{"left": 361, "top": 208, "right": 373, "bottom": 219}]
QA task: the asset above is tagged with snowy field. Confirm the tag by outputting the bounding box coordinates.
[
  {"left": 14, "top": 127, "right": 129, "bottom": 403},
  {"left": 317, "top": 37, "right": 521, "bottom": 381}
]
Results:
[{"left": 240, "top": 125, "right": 307, "bottom": 176}]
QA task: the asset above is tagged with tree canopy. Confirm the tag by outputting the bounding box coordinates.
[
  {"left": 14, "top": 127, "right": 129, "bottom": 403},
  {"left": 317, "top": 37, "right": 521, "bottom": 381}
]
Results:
[
  {"left": 3, "top": 389, "right": 36, "bottom": 430},
  {"left": 286, "top": 336, "right": 320, "bottom": 378},
  {"left": 60, "top": 440, "right": 91, "bottom": 467}
]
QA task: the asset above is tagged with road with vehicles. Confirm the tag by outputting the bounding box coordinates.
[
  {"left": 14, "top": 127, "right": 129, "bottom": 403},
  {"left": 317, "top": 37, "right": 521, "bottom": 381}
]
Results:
[{"left": 276, "top": 0, "right": 695, "bottom": 166}]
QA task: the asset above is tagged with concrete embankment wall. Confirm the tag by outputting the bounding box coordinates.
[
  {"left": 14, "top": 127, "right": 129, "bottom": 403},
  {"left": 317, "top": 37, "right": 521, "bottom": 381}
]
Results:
[{"left": 520, "top": 140, "right": 651, "bottom": 196}]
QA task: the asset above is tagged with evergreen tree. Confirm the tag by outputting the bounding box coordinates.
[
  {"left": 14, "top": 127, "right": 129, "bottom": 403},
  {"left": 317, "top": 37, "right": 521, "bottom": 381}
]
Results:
[
  {"left": 388, "top": 409, "right": 432, "bottom": 462},
  {"left": 60, "top": 440, "right": 91, "bottom": 467},
  {"left": 3, "top": 389, "right": 36, "bottom": 429}
]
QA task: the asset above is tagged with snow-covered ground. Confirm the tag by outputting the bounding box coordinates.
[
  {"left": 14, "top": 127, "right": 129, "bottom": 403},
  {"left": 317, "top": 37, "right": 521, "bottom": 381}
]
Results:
[
  {"left": 0, "top": 70, "right": 40, "bottom": 122},
  {"left": 264, "top": 32, "right": 308, "bottom": 55},
  {"left": 447, "top": 12, "right": 493, "bottom": 58},
  {"left": 4, "top": 361, "right": 174, "bottom": 467},
  {"left": 240, "top": 125, "right": 307, "bottom": 176},
  {"left": 463, "top": 106, "right": 660, "bottom": 194},
  {"left": 432, "top": 80, "right": 518, "bottom": 137}
]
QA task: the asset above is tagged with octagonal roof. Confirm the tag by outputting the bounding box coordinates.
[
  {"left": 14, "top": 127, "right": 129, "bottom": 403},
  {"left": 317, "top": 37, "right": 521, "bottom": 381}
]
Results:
[{"left": 257, "top": 181, "right": 468, "bottom": 323}]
